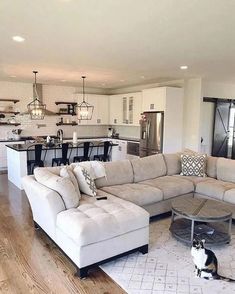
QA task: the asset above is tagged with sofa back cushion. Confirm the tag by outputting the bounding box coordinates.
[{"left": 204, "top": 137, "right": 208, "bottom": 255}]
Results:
[
  {"left": 206, "top": 156, "right": 218, "bottom": 178},
  {"left": 95, "top": 160, "right": 133, "bottom": 188},
  {"left": 34, "top": 168, "right": 79, "bottom": 209},
  {"left": 217, "top": 157, "right": 235, "bottom": 183},
  {"left": 131, "top": 154, "right": 167, "bottom": 183},
  {"left": 163, "top": 153, "right": 181, "bottom": 175}
]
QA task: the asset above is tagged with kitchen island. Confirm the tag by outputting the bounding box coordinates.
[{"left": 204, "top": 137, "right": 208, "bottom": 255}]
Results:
[{"left": 6, "top": 140, "right": 118, "bottom": 190}]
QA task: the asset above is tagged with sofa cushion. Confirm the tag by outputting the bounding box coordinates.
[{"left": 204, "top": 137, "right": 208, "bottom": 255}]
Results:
[
  {"left": 217, "top": 157, "right": 235, "bottom": 183},
  {"left": 206, "top": 156, "right": 218, "bottom": 178},
  {"left": 34, "top": 168, "right": 79, "bottom": 209},
  {"left": 100, "top": 184, "right": 163, "bottom": 206},
  {"left": 196, "top": 179, "right": 235, "bottom": 201},
  {"left": 140, "top": 176, "right": 194, "bottom": 200},
  {"left": 56, "top": 195, "right": 149, "bottom": 247},
  {"left": 224, "top": 189, "right": 235, "bottom": 205},
  {"left": 163, "top": 153, "right": 181, "bottom": 175},
  {"left": 173, "top": 175, "right": 210, "bottom": 186},
  {"left": 60, "top": 166, "right": 81, "bottom": 199},
  {"left": 131, "top": 154, "right": 166, "bottom": 183},
  {"left": 180, "top": 154, "right": 207, "bottom": 177},
  {"left": 95, "top": 160, "right": 133, "bottom": 188}
]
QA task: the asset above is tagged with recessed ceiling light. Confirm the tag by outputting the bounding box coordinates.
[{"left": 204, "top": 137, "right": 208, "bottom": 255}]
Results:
[
  {"left": 12, "top": 35, "right": 25, "bottom": 42},
  {"left": 180, "top": 65, "right": 188, "bottom": 70},
  {"left": 61, "top": 79, "right": 66, "bottom": 82},
  {"left": 101, "top": 83, "right": 106, "bottom": 86},
  {"left": 120, "top": 79, "right": 125, "bottom": 82},
  {"left": 141, "top": 76, "right": 145, "bottom": 79},
  {"left": 10, "top": 75, "right": 16, "bottom": 78}
]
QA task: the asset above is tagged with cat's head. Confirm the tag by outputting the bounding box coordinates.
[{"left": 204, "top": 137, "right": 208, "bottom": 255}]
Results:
[{"left": 192, "top": 239, "right": 205, "bottom": 250}]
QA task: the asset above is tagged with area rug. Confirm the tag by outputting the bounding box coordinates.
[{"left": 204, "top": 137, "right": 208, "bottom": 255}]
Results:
[{"left": 100, "top": 217, "right": 235, "bottom": 294}]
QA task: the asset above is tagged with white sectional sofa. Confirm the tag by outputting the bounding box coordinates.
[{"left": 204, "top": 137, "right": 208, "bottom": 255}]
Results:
[{"left": 22, "top": 153, "right": 235, "bottom": 278}]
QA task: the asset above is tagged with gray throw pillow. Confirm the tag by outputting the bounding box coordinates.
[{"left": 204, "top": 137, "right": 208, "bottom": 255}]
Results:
[{"left": 180, "top": 154, "right": 207, "bottom": 177}]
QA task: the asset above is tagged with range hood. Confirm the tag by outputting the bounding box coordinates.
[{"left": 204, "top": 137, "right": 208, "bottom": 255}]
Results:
[{"left": 22, "top": 83, "right": 56, "bottom": 116}]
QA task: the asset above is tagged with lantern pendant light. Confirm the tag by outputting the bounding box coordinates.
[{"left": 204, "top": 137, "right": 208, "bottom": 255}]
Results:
[
  {"left": 27, "top": 71, "right": 46, "bottom": 120},
  {"left": 77, "top": 76, "right": 94, "bottom": 120}
]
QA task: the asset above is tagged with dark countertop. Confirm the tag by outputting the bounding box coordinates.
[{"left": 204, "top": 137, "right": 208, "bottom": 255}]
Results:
[
  {"left": 6, "top": 141, "right": 118, "bottom": 152},
  {"left": 0, "top": 136, "right": 139, "bottom": 143}
]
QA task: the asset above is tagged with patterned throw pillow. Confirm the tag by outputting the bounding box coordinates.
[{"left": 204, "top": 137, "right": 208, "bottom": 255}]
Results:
[
  {"left": 73, "top": 165, "right": 97, "bottom": 196},
  {"left": 180, "top": 154, "right": 207, "bottom": 177}
]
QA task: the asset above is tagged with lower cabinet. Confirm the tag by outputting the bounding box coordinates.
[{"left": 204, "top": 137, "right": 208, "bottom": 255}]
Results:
[
  {"left": 0, "top": 141, "right": 25, "bottom": 170},
  {"left": 111, "top": 140, "right": 127, "bottom": 161}
]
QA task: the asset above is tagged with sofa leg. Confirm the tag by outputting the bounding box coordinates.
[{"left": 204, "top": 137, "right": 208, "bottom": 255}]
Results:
[
  {"left": 139, "top": 244, "right": 148, "bottom": 255},
  {"left": 75, "top": 266, "right": 89, "bottom": 279},
  {"left": 34, "top": 221, "right": 40, "bottom": 230}
]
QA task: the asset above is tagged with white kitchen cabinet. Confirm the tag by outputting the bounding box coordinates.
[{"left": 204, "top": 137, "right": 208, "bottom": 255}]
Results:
[
  {"left": 109, "top": 95, "right": 123, "bottom": 125},
  {"left": 0, "top": 141, "right": 24, "bottom": 170},
  {"left": 142, "top": 87, "right": 166, "bottom": 111},
  {"left": 142, "top": 87, "right": 183, "bottom": 153},
  {"left": 109, "top": 92, "right": 142, "bottom": 126},
  {"left": 111, "top": 139, "right": 127, "bottom": 161},
  {"left": 77, "top": 94, "right": 109, "bottom": 125}
]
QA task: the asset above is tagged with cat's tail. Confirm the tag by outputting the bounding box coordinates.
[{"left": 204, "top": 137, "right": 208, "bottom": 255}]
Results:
[{"left": 215, "top": 274, "right": 235, "bottom": 282}]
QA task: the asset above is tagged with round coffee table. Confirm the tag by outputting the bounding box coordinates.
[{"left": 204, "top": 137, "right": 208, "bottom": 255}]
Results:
[{"left": 169, "top": 195, "right": 232, "bottom": 245}]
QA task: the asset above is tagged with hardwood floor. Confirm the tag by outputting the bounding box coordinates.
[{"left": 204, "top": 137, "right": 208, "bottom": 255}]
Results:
[{"left": 0, "top": 174, "right": 126, "bottom": 294}]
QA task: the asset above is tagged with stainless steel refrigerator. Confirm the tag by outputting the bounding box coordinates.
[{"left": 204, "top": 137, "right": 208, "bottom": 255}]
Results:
[{"left": 139, "top": 111, "right": 164, "bottom": 157}]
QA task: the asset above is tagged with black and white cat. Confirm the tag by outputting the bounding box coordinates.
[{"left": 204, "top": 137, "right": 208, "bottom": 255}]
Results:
[{"left": 191, "top": 239, "right": 235, "bottom": 281}]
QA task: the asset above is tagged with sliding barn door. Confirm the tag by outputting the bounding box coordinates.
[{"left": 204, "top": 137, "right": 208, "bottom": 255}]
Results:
[{"left": 212, "top": 101, "right": 231, "bottom": 157}]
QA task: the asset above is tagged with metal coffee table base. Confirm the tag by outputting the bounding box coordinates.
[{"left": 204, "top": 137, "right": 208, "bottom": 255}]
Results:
[{"left": 170, "top": 211, "right": 232, "bottom": 246}]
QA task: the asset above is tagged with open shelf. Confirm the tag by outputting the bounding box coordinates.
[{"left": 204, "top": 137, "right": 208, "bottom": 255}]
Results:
[
  {"left": 0, "top": 99, "right": 20, "bottom": 104},
  {"left": 55, "top": 102, "right": 77, "bottom": 116},
  {"left": 55, "top": 102, "right": 77, "bottom": 106},
  {"left": 56, "top": 112, "right": 77, "bottom": 116},
  {"left": 0, "top": 122, "right": 21, "bottom": 126},
  {"left": 0, "top": 111, "right": 20, "bottom": 115},
  {"left": 56, "top": 122, "right": 78, "bottom": 126}
]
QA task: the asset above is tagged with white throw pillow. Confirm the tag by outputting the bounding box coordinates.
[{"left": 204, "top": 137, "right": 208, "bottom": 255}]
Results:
[
  {"left": 34, "top": 168, "right": 79, "bottom": 208},
  {"left": 180, "top": 154, "right": 207, "bottom": 177},
  {"left": 60, "top": 166, "right": 81, "bottom": 199},
  {"left": 73, "top": 165, "right": 97, "bottom": 197}
]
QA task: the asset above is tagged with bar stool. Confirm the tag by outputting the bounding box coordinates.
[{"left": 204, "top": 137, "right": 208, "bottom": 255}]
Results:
[
  {"left": 27, "top": 144, "right": 47, "bottom": 174},
  {"left": 93, "top": 141, "right": 112, "bottom": 162},
  {"left": 52, "top": 143, "right": 72, "bottom": 166},
  {"left": 73, "top": 142, "right": 94, "bottom": 162}
]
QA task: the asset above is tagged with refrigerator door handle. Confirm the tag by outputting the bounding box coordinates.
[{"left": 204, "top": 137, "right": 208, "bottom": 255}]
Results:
[{"left": 147, "top": 120, "right": 150, "bottom": 142}]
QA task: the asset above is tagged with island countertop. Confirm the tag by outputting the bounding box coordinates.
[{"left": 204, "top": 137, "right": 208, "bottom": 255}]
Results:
[{"left": 6, "top": 141, "right": 118, "bottom": 152}]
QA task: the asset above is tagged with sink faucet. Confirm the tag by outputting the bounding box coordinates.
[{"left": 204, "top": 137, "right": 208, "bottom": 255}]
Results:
[{"left": 57, "top": 129, "right": 63, "bottom": 142}]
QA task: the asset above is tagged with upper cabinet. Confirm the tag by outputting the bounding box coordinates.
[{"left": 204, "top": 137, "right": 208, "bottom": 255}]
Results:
[
  {"left": 77, "top": 94, "right": 109, "bottom": 125},
  {"left": 109, "top": 92, "right": 142, "bottom": 126},
  {"left": 142, "top": 87, "right": 183, "bottom": 153},
  {"left": 142, "top": 87, "right": 167, "bottom": 111}
]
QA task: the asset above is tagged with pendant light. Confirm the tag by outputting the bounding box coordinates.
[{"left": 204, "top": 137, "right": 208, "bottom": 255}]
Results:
[
  {"left": 76, "top": 76, "right": 94, "bottom": 120},
  {"left": 27, "top": 71, "right": 46, "bottom": 120}
]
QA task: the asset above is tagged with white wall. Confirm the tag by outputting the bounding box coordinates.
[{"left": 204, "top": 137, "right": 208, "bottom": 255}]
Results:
[
  {"left": 0, "top": 81, "right": 108, "bottom": 139},
  {"left": 203, "top": 81, "right": 235, "bottom": 99},
  {"left": 183, "top": 78, "right": 203, "bottom": 152}
]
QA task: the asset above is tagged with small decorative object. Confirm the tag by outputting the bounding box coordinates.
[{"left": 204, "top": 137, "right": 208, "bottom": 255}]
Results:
[
  {"left": 27, "top": 71, "right": 46, "bottom": 120},
  {"left": 76, "top": 76, "right": 94, "bottom": 120}
]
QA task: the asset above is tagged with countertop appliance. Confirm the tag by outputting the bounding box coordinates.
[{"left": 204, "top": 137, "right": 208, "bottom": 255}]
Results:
[{"left": 139, "top": 111, "right": 164, "bottom": 157}]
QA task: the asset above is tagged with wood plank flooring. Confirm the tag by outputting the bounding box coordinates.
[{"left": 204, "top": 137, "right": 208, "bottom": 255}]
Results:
[{"left": 0, "top": 174, "right": 125, "bottom": 294}]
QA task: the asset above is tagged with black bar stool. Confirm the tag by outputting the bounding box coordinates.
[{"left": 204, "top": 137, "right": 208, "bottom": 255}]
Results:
[
  {"left": 93, "top": 141, "right": 112, "bottom": 162},
  {"left": 27, "top": 144, "right": 47, "bottom": 174},
  {"left": 52, "top": 143, "right": 72, "bottom": 166},
  {"left": 73, "top": 142, "right": 94, "bottom": 162}
]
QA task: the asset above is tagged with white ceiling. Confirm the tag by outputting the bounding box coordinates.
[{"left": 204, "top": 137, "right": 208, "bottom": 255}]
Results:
[{"left": 0, "top": 0, "right": 235, "bottom": 89}]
